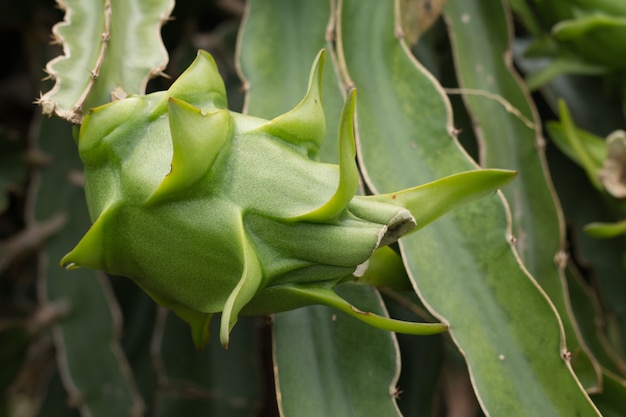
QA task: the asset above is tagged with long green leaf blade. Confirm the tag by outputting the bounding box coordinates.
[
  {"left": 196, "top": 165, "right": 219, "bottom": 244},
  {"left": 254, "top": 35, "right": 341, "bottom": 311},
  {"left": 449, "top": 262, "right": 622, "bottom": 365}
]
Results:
[{"left": 337, "top": 0, "right": 600, "bottom": 415}]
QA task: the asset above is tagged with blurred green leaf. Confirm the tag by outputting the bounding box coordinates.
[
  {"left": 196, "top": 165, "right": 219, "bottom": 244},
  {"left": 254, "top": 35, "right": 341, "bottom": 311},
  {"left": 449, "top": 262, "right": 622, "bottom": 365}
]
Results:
[
  {"left": 525, "top": 53, "right": 609, "bottom": 91},
  {"left": 554, "top": 101, "right": 606, "bottom": 190},
  {"left": 585, "top": 220, "right": 626, "bottom": 239},
  {"left": 514, "top": 38, "right": 625, "bottom": 136},
  {"left": 546, "top": 120, "right": 606, "bottom": 173},
  {"left": 553, "top": 15, "right": 626, "bottom": 70}
]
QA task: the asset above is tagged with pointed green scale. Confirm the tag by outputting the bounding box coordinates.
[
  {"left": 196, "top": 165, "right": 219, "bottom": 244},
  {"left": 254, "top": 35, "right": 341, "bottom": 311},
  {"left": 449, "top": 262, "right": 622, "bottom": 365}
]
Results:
[
  {"left": 177, "top": 311, "right": 213, "bottom": 350},
  {"left": 140, "top": 285, "right": 214, "bottom": 349},
  {"left": 219, "top": 227, "right": 263, "bottom": 348},
  {"left": 153, "top": 50, "right": 228, "bottom": 114},
  {"left": 368, "top": 169, "right": 517, "bottom": 233},
  {"left": 259, "top": 50, "right": 326, "bottom": 158},
  {"left": 60, "top": 205, "right": 118, "bottom": 271},
  {"left": 292, "top": 89, "right": 359, "bottom": 222},
  {"left": 147, "top": 98, "right": 232, "bottom": 204}
]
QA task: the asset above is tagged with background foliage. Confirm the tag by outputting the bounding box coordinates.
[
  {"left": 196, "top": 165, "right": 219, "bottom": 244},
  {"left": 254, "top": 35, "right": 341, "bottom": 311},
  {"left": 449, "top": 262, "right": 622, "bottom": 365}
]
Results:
[{"left": 1, "top": 0, "right": 625, "bottom": 416}]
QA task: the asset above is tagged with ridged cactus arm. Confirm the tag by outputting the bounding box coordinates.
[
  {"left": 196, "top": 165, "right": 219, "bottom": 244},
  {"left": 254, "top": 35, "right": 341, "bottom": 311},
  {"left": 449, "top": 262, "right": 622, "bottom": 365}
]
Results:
[
  {"left": 38, "top": 0, "right": 174, "bottom": 123},
  {"left": 38, "top": 0, "right": 111, "bottom": 122}
]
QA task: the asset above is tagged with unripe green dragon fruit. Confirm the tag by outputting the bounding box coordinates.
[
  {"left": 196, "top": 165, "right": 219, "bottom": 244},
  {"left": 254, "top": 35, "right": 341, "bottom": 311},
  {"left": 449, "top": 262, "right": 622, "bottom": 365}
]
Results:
[{"left": 61, "top": 50, "right": 514, "bottom": 348}]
